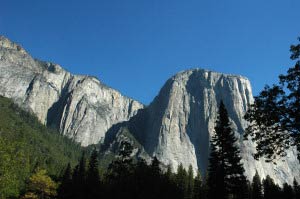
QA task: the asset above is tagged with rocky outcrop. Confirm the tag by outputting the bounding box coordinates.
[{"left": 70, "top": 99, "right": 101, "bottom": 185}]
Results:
[
  {"left": 0, "top": 36, "right": 144, "bottom": 146},
  {"left": 1, "top": 36, "right": 299, "bottom": 185},
  {"left": 119, "top": 69, "right": 300, "bottom": 185}
]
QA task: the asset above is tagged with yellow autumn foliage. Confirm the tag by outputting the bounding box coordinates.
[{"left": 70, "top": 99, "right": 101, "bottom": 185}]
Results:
[{"left": 22, "top": 169, "right": 57, "bottom": 199}]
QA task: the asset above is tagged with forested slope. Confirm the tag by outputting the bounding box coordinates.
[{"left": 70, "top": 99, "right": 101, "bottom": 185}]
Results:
[{"left": 0, "top": 96, "right": 84, "bottom": 198}]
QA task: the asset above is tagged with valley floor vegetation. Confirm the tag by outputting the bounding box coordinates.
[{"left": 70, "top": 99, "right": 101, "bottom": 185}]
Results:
[
  {"left": 1, "top": 37, "right": 300, "bottom": 199},
  {"left": 1, "top": 95, "right": 300, "bottom": 199}
]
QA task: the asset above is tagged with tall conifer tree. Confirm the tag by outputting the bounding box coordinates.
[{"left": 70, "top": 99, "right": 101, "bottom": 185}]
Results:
[
  {"left": 251, "top": 170, "right": 263, "bottom": 199},
  {"left": 282, "top": 183, "right": 294, "bottom": 199},
  {"left": 193, "top": 171, "right": 202, "bottom": 199},
  {"left": 72, "top": 153, "right": 87, "bottom": 199},
  {"left": 58, "top": 163, "right": 72, "bottom": 199},
  {"left": 207, "top": 101, "right": 248, "bottom": 199},
  {"left": 293, "top": 178, "right": 300, "bottom": 199},
  {"left": 186, "top": 165, "right": 194, "bottom": 199},
  {"left": 262, "top": 175, "right": 281, "bottom": 199},
  {"left": 176, "top": 163, "right": 188, "bottom": 199},
  {"left": 87, "top": 149, "right": 101, "bottom": 199}
]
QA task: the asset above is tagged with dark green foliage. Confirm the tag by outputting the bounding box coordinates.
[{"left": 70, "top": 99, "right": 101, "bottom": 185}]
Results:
[
  {"left": 58, "top": 151, "right": 102, "bottom": 199},
  {"left": 105, "top": 140, "right": 135, "bottom": 199},
  {"left": 207, "top": 101, "right": 248, "bottom": 199},
  {"left": 282, "top": 183, "right": 294, "bottom": 199},
  {"left": 262, "top": 175, "right": 282, "bottom": 199},
  {"left": 193, "top": 171, "right": 203, "bottom": 199},
  {"left": 71, "top": 153, "right": 88, "bottom": 199},
  {"left": 294, "top": 178, "right": 300, "bottom": 199},
  {"left": 56, "top": 153, "right": 300, "bottom": 199},
  {"left": 58, "top": 163, "right": 72, "bottom": 199},
  {"left": 244, "top": 37, "right": 300, "bottom": 161},
  {"left": 251, "top": 171, "right": 263, "bottom": 199},
  {"left": 186, "top": 165, "right": 194, "bottom": 199},
  {"left": 150, "top": 156, "right": 161, "bottom": 176},
  {"left": 176, "top": 163, "right": 189, "bottom": 199},
  {"left": 0, "top": 96, "right": 84, "bottom": 198},
  {"left": 78, "top": 153, "right": 87, "bottom": 185},
  {"left": 106, "top": 140, "right": 134, "bottom": 182},
  {"left": 207, "top": 131, "right": 225, "bottom": 199},
  {"left": 2, "top": 90, "right": 299, "bottom": 199},
  {"left": 103, "top": 142, "right": 182, "bottom": 199},
  {"left": 86, "top": 149, "right": 101, "bottom": 199}
]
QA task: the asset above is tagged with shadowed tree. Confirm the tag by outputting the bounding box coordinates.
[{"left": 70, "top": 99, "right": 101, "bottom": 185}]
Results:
[
  {"left": 186, "top": 165, "right": 194, "bottom": 199},
  {"left": 282, "top": 182, "right": 294, "bottom": 199},
  {"left": 71, "top": 153, "right": 87, "bottom": 199},
  {"left": 58, "top": 163, "right": 72, "bottom": 199},
  {"left": 106, "top": 140, "right": 134, "bottom": 199},
  {"left": 207, "top": 101, "right": 248, "bottom": 199},
  {"left": 193, "top": 171, "right": 202, "bottom": 199},
  {"left": 251, "top": 170, "right": 263, "bottom": 199},
  {"left": 176, "top": 163, "right": 188, "bottom": 199},
  {"left": 262, "top": 175, "right": 282, "bottom": 199},
  {"left": 207, "top": 129, "right": 224, "bottom": 199},
  {"left": 294, "top": 178, "right": 300, "bottom": 199},
  {"left": 244, "top": 37, "right": 300, "bottom": 161},
  {"left": 86, "top": 149, "right": 101, "bottom": 199}
]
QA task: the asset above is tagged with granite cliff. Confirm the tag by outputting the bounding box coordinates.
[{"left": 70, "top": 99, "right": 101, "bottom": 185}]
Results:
[
  {"left": 116, "top": 69, "right": 299, "bottom": 185},
  {"left": 0, "top": 36, "right": 143, "bottom": 146},
  {"left": 0, "top": 36, "right": 299, "bottom": 185}
]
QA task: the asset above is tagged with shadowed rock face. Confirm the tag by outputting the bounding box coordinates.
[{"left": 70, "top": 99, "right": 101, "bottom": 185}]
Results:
[
  {"left": 0, "top": 36, "right": 299, "bottom": 185},
  {"left": 0, "top": 36, "right": 144, "bottom": 146},
  {"left": 120, "top": 69, "right": 300, "bottom": 185},
  {"left": 147, "top": 69, "right": 253, "bottom": 173}
]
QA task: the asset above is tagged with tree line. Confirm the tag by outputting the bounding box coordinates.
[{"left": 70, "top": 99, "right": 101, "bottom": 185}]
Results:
[
  {"left": 3, "top": 36, "right": 300, "bottom": 199},
  {"left": 19, "top": 101, "right": 300, "bottom": 199},
  {"left": 0, "top": 96, "right": 84, "bottom": 198},
  {"left": 244, "top": 36, "right": 300, "bottom": 161}
]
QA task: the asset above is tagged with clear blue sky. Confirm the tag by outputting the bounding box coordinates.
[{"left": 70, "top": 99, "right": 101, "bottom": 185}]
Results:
[{"left": 1, "top": 0, "right": 300, "bottom": 104}]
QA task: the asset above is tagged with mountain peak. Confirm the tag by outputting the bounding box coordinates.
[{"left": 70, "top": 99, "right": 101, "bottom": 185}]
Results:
[
  {"left": 0, "top": 36, "right": 26, "bottom": 53},
  {"left": 0, "top": 36, "right": 144, "bottom": 146},
  {"left": 173, "top": 68, "right": 249, "bottom": 82}
]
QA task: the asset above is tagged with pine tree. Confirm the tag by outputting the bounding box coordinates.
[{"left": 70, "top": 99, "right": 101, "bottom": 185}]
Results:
[
  {"left": 166, "top": 165, "right": 173, "bottom": 181},
  {"left": 207, "top": 101, "right": 248, "bottom": 199},
  {"left": 176, "top": 163, "right": 188, "bottom": 199},
  {"left": 72, "top": 153, "right": 87, "bottom": 199},
  {"left": 193, "top": 171, "right": 202, "bottom": 199},
  {"left": 106, "top": 140, "right": 134, "bottom": 199},
  {"left": 86, "top": 149, "right": 101, "bottom": 199},
  {"left": 150, "top": 156, "right": 161, "bottom": 176},
  {"left": 207, "top": 131, "right": 225, "bottom": 199},
  {"left": 251, "top": 171, "right": 263, "bottom": 199},
  {"left": 293, "top": 178, "right": 300, "bottom": 199},
  {"left": 78, "top": 153, "right": 87, "bottom": 182},
  {"left": 202, "top": 173, "right": 209, "bottom": 199},
  {"left": 186, "top": 165, "right": 194, "bottom": 199},
  {"left": 58, "top": 163, "right": 72, "bottom": 199},
  {"left": 262, "top": 175, "right": 281, "bottom": 199},
  {"left": 107, "top": 140, "right": 134, "bottom": 180},
  {"left": 282, "top": 183, "right": 294, "bottom": 199},
  {"left": 133, "top": 159, "right": 150, "bottom": 199},
  {"left": 149, "top": 156, "right": 162, "bottom": 198}
]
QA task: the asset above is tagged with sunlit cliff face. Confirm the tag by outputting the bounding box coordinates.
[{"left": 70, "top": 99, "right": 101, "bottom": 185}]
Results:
[{"left": 0, "top": 36, "right": 299, "bottom": 185}]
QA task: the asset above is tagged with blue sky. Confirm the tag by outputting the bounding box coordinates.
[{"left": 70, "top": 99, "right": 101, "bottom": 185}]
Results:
[{"left": 1, "top": 0, "right": 300, "bottom": 104}]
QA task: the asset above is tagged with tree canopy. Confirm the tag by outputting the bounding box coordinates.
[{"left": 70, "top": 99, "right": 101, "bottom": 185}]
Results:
[
  {"left": 244, "top": 37, "right": 300, "bottom": 161},
  {"left": 207, "top": 101, "right": 248, "bottom": 199}
]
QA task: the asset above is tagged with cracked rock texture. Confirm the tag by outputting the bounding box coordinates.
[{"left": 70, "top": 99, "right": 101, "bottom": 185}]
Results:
[
  {"left": 0, "top": 36, "right": 144, "bottom": 146},
  {"left": 122, "top": 69, "right": 300, "bottom": 185},
  {"left": 0, "top": 36, "right": 299, "bottom": 185}
]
